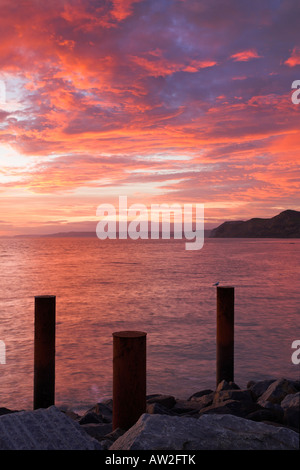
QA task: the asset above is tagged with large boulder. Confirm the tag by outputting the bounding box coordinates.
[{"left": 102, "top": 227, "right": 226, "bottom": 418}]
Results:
[
  {"left": 188, "top": 392, "right": 214, "bottom": 410},
  {"left": 257, "top": 378, "right": 298, "bottom": 407},
  {"left": 213, "top": 389, "right": 253, "bottom": 404},
  {"left": 82, "top": 401, "right": 112, "bottom": 423},
  {"left": 188, "top": 389, "right": 214, "bottom": 400},
  {"left": 281, "top": 392, "right": 300, "bottom": 431},
  {"left": 110, "top": 413, "right": 299, "bottom": 450},
  {"left": 146, "top": 402, "right": 175, "bottom": 415},
  {"left": 0, "top": 406, "right": 104, "bottom": 450},
  {"left": 246, "top": 408, "right": 284, "bottom": 425},
  {"left": 247, "top": 379, "right": 276, "bottom": 400},
  {"left": 199, "top": 398, "right": 260, "bottom": 418},
  {"left": 147, "top": 395, "right": 176, "bottom": 409}
]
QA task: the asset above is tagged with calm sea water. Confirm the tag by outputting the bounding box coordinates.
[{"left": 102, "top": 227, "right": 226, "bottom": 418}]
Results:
[{"left": 0, "top": 237, "right": 299, "bottom": 412}]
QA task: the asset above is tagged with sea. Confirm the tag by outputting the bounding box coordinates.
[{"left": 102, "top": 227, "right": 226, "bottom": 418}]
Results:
[{"left": 0, "top": 237, "right": 299, "bottom": 413}]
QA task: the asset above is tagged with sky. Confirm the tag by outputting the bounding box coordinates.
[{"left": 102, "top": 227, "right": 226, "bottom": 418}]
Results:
[{"left": 0, "top": 0, "right": 299, "bottom": 236}]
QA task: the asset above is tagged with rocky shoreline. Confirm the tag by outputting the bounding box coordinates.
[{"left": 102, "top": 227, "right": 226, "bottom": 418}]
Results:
[
  {"left": 67, "top": 376, "right": 300, "bottom": 449},
  {"left": 0, "top": 377, "right": 299, "bottom": 450}
]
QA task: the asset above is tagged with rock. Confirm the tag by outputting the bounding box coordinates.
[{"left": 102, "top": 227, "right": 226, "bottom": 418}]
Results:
[
  {"left": 79, "top": 411, "right": 104, "bottom": 425},
  {"left": 216, "top": 380, "right": 240, "bottom": 391},
  {"left": 200, "top": 399, "right": 260, "bottom": 419},
  {"left": 213, "top": 389, "right": 253, "bottom": 404},
  {"left": 292, "top": 380, "right": 300, "bottom": 391},
  {"left": 263, "top": 402, "right": 284, "bottom": 413},
  {"left": 171, "top": 399, "right": 203, "bottom": 416},
  {"left": 188, "top": 392, "right": 214, "bottom": 410},
  {"left": 257, "top": 378, "right": 298, "bottom": 407},
  {"left": 188, "top": 389, "right": 214, "bottom": 400},
  {"left": 246, "top": 408, "right": 284, "bottom": 425},
  {"left": 281, "top": 391, "right": 300, "bottom": 409},
  {"left": 0, "top": 407, "right": 18, "bottom": 416},
  {"left": 101, "top": 398, "right": 113, "bottom": 408},
  {"left": 105, "top": 427, "right": 126, "bottom": 443},
  {"left": 61, "top": 409, "right": 81, "bottom": 421},
  {"left": 99, "top": 426, "right": 125, "bottom": 450},
  {"left": 81, "top": 422, "right": 112, "bottom": 440},
  {"left": 281, "top": 392, "right": 300, "bottom": 431},
  {"left": 146, "top": 402, "right": 175, "bottom": 415},
  {"left": 248, "top": 379, "right": 276, "bottom": 400},
  {"left": 0, "top": 406, "right": 104, "bottom": 450},
  {"left": 146, "top": 394, "right": 176, "bottom": 409},
  {"left": 109, "top": 413, "right": 299, "bottom": 450},
  {"left": 247, "top": 380, "right": 256, "bottom": 389},
  {"left": 84, "top": 402, "right": 113, "bottom": 423}
]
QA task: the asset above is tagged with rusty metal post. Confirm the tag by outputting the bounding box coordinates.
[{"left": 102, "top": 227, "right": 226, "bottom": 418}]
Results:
[
  {"left": 34, "top": 295, "right": 56, "bottom": 409},
  {"left": 216, "top": 286, "right": 234, "bottom": 385},
  {"left": 112, "top": 331, "right": 147, "bottom": 431}
]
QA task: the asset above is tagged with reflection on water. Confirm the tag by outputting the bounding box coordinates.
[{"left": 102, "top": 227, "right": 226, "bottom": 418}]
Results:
[{"left": 0, "top": 237, "right": 299, "bottom": 412}]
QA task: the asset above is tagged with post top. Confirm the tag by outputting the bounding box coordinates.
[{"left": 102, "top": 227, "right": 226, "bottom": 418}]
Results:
[
  {"left": 217, "top": 286, "right": 235, "bottom": 289},
  {"left": 112, "top": 330, "right": 147, "bottom": 338},
  {"left": 35, "top": 295, "right": 56, "bottom": 299}
]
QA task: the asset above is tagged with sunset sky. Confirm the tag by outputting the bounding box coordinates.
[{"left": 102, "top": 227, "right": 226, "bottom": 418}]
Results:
[{"left": 0, "top": 0, "right": 299, "bottom": 236}]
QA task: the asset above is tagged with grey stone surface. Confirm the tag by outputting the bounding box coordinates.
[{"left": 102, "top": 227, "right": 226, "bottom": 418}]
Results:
[
  {"left": 147, "top": 395, "right": 176, "bottom": 409},
  {"left": 171, "top": 399, "right": 203, "bottom": 415},
  {"left": 213, "top": 389, "right": 253, "bottom": 403},
  {"left": 281, "top": 391, "right": 300, "bottom": 430},
  {"left": 187, "top": 392, "right": 214, "bottom": 410},
  {"left": 281, "top": 392, "right": 300, "bottom": 409},
  {"left": 188, "top": 389, "right": 214, "bottom": 401},
  {"left": 79, "top": 411, "right": 104, "bottom": 425},
  {"left": 110, "top": 413, "right": 300, "bottom": 450},
  {"left": 81, "top": 422, "right": 113, "bottom": 439},
  {"left": 199, "top": 398, "right": 260, "bottom": 418},
  {"left": 0, "top": 406, "right": 104, "bottom": 450},
  {"left": 85, "top": 401, "right": 113, "bottom": 423},
  {"left": 248, "top": 379, "right": 276, "bottom": 400},
  {"left": 146, "top": 402, "right": 175, "bottom": 415},
  {"left": 257, "top": 378, "right": 298, "bottom": 407},
  {"left": 246, "top": 408, "right": 284, "bottom": 425}
]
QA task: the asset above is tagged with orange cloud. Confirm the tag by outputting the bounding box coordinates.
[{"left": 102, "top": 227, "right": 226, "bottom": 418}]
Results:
[
  {"left": 285, "top": 47, "right": 300, "bottom": 67},
  {"left": 130, "top": 50, "right": 217, "bottom": 77},
  {"left": 0, "top": 0, "right": 299, "bottom": 235},
  {"left": 230, "top": 49, "right": 262, "bottom": 61},
  {"left": 111, "top": 0, "right": 141, "bottom": 21}
]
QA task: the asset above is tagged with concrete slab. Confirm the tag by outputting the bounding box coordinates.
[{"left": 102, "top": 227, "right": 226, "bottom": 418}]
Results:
[{"left": 0, "top": 406, "right": 103, "bottom": 450}]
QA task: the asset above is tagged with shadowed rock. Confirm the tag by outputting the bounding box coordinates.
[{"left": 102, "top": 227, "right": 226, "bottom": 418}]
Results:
[
  {"left": 110, "top": 413, "right": 299, "bottom": 450},
  {"left": 257, "top": 378, "right": 298, "bottom": 407},
  {"left": 281, "top": 392, "right": 300, "bottom": 431}
]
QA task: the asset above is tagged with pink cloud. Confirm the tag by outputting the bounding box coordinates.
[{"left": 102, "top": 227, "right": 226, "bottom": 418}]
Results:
[
  {"left": 0, "top": 0, "right": 299, "bottom": 235},
  {"left": 285, "top": 47, "right": 300, "bottom": 67},
  {"left": 230, "top": 49, "right": 262, "bottom": 62}
]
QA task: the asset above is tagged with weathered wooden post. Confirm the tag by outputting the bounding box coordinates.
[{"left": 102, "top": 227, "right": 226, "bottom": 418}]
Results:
[
  {"left": 216, "top": 286, "right": 234, "bottom": 385},
  {"left": 112, "top": 330, "right": 147, "bottom": 431},
  {"left": 34, "top": 295, "right": 56, "bottom": 409}
]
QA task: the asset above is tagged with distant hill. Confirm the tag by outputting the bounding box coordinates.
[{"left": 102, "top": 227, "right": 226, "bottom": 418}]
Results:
[
  {"left": 41, "top": 231, "right": 97, "bottom": 238},
  {"left": 11, "top": 232, "right": 97, "bottom": 238},
  {"left": 210, "top": 210, "right": 300, "bottom": 238},
  {"left": 39, "top": 229, "right": 212, "bottom": 238},
  {"left": 11, "top": 229, "right": 212, "bottom": 239}
]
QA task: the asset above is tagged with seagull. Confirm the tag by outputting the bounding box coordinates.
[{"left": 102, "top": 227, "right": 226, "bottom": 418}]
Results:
[{"left": 213, "top": 281, "right": 220, "bottom": 286}]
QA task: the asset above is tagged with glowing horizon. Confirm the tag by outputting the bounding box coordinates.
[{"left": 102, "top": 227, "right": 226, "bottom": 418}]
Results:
[{"left": 0, "top": 0, "right": 299, "bottom": 236}]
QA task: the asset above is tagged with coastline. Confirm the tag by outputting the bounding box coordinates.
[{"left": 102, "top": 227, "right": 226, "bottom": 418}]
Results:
[{"left": 0, "top": 376, "right": 299, "bottom": 450}]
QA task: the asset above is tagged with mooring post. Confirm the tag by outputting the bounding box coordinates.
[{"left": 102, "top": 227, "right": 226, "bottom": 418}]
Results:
[
  {"left": 34, "top": 295, "right": 56, "bottom": 409},
  {"left": 112, "top": 330, "right": 147, "bottom": 431},
  {"left": 216, "top": 286, "right": 234, "bottom": 385}
]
